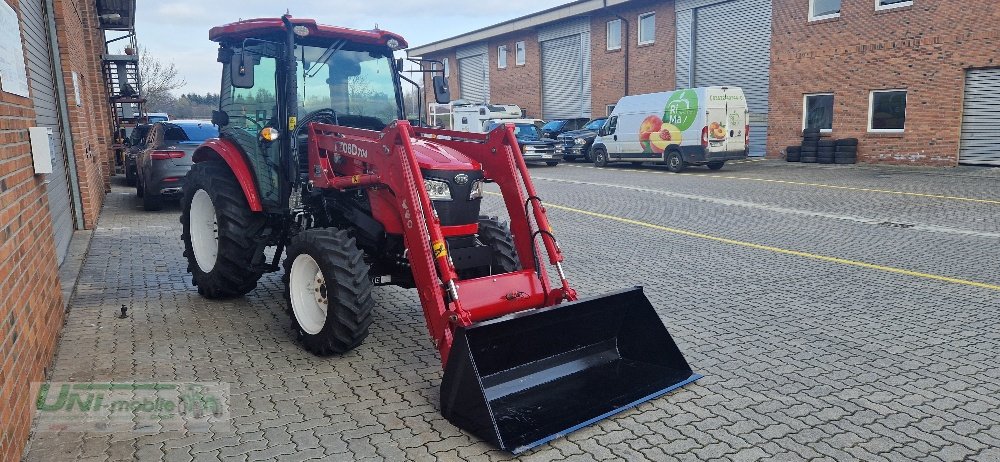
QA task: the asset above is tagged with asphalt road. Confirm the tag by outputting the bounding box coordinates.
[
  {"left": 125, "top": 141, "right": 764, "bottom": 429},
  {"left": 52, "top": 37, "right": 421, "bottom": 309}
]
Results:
[{"left": 24, "top": 159, "right": 1000, "bottom": 461}]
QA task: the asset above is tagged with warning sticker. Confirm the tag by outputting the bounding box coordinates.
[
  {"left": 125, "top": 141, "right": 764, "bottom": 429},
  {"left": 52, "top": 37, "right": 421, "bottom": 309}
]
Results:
[
  {"left": 432, "top": 241, "right": 447, "bottom": 258},
  {"left": 288, "top": 116, "right": 297, "bottom": 130},
  {"left": 351, "top": 175, "right": 361, "bottom": 184}
]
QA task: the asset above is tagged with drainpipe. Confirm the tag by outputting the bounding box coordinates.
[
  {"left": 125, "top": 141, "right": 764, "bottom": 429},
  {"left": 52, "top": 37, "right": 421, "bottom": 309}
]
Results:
[
  {"left": 614, "top": 13, "right": 630, "bottom": 97},
  {"left": 45, "top": 0, "right": 85, "bottom": 230}
]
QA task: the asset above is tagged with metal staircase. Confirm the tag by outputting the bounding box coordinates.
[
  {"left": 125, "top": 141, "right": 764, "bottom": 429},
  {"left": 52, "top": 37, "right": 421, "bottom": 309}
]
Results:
[{"left": 97, "top": 0, "right": 141, "bottom": 173}]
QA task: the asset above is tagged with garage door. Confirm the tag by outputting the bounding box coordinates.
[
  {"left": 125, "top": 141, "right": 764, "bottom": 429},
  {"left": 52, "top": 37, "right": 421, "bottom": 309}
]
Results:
[
  {"left": 540, "top": 18, "right": 591, "bottom": 120},
  {"left": 692, "top": 0, "right": 772, "bottom": 156},
  {"left": 457, "top": 54, "right": 488, "bottom": 104},
  {"left": 20, "top": 0, "right": 74, "bottom": 263},
  {"left": 960, "top": 68, "right": 1000, "bottom": 166}
]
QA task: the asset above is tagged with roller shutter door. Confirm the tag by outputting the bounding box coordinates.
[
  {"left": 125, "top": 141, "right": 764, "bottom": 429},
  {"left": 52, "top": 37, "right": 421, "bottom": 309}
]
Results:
[
  {"left": 20, "top": 0, "right": 74, "bottom": 263},
  {"left": 541, "top": 36, "right": 586, "bottom": 120},
  {"left": 693, "top": 0, "right": 771, "bottom": 156},
  {"left": 458, "top": 54, "right": 488, "bottom": 104},
  {"left": 960, "top": 68, "right": 1000, "bottom": 166}
]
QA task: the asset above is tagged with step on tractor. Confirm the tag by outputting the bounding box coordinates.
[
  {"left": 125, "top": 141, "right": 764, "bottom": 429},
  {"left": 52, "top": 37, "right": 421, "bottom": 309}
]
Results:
[{"left": 181, "top": 15, "right": 700, "bottom": 453}]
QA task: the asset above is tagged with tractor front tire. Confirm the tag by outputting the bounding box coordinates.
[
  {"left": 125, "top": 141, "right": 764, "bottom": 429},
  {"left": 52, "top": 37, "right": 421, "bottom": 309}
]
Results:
[
  {"left": 478, "top": 217, "right": 520, "bottom": 274},
  {"left": 181, "top": 161, "right": 266, "bottom": 299},
  {"left": 284, "top": 228, "right": 374, "bottom": 356}
]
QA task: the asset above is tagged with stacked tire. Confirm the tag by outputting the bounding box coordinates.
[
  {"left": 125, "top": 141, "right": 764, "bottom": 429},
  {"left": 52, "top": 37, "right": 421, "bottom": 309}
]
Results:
[
  {"left": 835, "top": 138, "right": 858, "bottom": 164},
  {"left": 800, "top": 128, "right": 820, "bottom": 163},
  {"left": 817, "top": 139, "right": 836, "bottom": 164},
  {"left": 786, "top": 146, "right": 801, "bottom": 162}
]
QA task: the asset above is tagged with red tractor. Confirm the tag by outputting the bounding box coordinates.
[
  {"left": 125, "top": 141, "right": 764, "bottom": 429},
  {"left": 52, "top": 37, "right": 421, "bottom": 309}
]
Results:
[{"left": 182, "top": 15, "right": 699, "bottom": 453}]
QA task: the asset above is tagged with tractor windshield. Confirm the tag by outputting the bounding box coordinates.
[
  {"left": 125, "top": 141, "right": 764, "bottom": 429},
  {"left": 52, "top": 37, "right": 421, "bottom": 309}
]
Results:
[{"left": 296, "top": 45, "right": 400, "bottom": 130}]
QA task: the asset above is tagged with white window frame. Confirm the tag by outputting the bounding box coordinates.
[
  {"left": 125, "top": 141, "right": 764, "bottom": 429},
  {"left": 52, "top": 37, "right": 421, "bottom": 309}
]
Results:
[
  {"left": 638, "top": 12, "right": 655, "bottom": 45},
  {"left": 515, "top": 41, "right": 526, "bottom": 66},
  {"left": 606, "top": 19, "right": 622, "bottom": 50},
  {"left": 802, "top": 93, "right": 834, "bottom": 133},
  {"left": 606, "top": 104, "right": 616, "bottom": 116},
  {"left": 443, "top": 58, "right": 449, "bottom": 78},
  {"left": 876, "top": 0, "right": 913, "bottom": 11},
  {"left": 809, "top": 0, "right": 841, "bottom": 21},
  {"left": 868, "top": 89, "right": 907, "bottom": 133},
  {"left": 497, "top": 45, "right": 507, "bottom": 69}
]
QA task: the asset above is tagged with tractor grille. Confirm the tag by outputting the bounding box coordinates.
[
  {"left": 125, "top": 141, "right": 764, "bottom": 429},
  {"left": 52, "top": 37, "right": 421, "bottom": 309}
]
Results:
[{"left": 421, "top": 169, "right": 483, "bottom": 227}]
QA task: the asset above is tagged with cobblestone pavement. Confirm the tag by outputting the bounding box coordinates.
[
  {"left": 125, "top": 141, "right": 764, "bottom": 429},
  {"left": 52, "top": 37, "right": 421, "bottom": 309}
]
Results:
[{"left": 24, "top": 160, "right": 1000, "bottom": 461}]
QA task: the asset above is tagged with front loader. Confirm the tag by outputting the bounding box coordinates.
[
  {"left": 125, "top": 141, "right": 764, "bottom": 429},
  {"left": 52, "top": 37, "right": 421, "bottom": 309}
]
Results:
[{"left": 181, "top": 15, "right": 700, "bottom": 453}]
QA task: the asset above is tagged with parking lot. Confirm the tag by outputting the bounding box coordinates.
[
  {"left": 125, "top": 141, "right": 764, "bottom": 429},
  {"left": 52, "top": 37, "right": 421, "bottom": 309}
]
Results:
[{"left": 24, "top": 160, "right": 1000, "bottom": 461}]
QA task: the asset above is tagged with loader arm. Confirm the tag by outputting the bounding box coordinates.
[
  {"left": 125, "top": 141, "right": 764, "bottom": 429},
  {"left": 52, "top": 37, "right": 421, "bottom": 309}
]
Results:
[{"left": 306, "top": 120, "right": 570, "bottom": 364}]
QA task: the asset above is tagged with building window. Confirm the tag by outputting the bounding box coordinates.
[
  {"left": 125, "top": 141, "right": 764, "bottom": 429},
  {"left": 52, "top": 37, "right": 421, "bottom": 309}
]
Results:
[
  {"left": 515, "top": 41, "right": 525, "bottom": 65},
  {"left": 869, "top": 90, "right": 907, "bottom": 132},
  {"left": 443, "top": 58, "right": 449, "bottom": 78},
  {"left": 606, "top": 104, "right": 616, "bottom": 116},
  {"left": 497, "top": 45, "right": 507, "bottom": 69},
  {"left": 876, "top": 0, "right": 913, "bottom": 11},
  {"left": 803, "top": 94, "right": 834, "bottom": 132},
  {"left": 607, "top": 19, "right": 622, "bottom": 50},
  {"left": 638, "top": 12, "right": 655, "bottom": 45},
  {"left": 809, "top": 0, "right": 841, "bottom": 20}
]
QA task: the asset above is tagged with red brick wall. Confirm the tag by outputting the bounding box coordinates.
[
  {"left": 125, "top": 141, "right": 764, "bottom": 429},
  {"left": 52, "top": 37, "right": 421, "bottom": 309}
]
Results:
[
  {"left": 0, "top": 1, "right": 66, "bottom": 460},
  {"left": 768, "top": 0, "right": 1000, "bottom": 165},
  {"left": 591, "top": 0, "right": 676, "bottom": 116},
  {"left": 487, "top": 30, "right": 542, "bottom": 118},
  {"left": 54, "top": 0, "right": 112, "bottom": 225}
]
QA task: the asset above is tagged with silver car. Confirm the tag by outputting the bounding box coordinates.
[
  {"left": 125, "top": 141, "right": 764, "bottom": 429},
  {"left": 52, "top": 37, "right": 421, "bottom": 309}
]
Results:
[{"left": 135, "top": 120, "right": 218, "bottom": 211}]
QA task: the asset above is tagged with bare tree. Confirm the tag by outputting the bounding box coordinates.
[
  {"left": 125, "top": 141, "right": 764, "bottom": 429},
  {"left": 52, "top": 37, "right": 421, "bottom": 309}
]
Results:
[{"left": 138, "top": 45, "right": 186, "bottom": 113}]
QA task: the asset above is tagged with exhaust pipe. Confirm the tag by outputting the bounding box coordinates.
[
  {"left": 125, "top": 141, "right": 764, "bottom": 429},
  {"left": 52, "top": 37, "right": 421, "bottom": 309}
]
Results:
[{"left": 440, "top": 287, "right": 700, "bottom": 453}]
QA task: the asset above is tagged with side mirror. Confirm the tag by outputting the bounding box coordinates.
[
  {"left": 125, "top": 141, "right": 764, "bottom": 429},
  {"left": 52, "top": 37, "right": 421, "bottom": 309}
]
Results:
[
  {"left": 396, "top": 58, "right": 404, "bottom": 72},
  {"left": 212, "top": 110, "right": 230, "bottom": 127},
  {"left": 231, "top": 53, "right": 255, "bottom": 89},
  {"left": 598, "top": 127, "right": 607, "bottom": 137},
  {"left": 432, "top": 75, "right": 451, "bottom": 104}
]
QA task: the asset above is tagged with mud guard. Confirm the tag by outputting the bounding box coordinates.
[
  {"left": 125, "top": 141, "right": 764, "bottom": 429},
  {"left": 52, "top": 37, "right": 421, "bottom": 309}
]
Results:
[{"left": 192, "top": 139, "right": 263, "bottom": 212}]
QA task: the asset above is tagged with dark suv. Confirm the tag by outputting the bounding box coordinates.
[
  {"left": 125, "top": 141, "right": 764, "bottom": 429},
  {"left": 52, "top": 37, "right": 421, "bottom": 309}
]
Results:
[
  {"left": 123, "top": 124, "right": 151, "bottom": 185},
  {"left": 541, "top": 118, "right": 589, "bottom": 139},
  {"left": 555, "top": 117, "right": 607, "bottom": 162},
  {"left": 489, "top": 122, "right": 562, "bottom": 166}
]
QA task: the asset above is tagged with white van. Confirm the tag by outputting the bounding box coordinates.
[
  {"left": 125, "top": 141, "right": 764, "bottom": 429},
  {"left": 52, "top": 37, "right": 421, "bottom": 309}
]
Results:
[{"left": 592, "top": 87, "right": 749, "bottom": 172}]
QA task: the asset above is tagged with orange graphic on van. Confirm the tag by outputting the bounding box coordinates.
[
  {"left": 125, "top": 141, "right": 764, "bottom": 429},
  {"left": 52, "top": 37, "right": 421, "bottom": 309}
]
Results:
[{"left": 709, "top": 121, "right": 726, "bottom": 140}]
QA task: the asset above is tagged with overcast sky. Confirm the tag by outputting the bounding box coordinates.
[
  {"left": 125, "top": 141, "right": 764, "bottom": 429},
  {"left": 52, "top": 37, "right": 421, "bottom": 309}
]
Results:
[{"left": 125, "top": 0, "right": 570, "bottom": 96}]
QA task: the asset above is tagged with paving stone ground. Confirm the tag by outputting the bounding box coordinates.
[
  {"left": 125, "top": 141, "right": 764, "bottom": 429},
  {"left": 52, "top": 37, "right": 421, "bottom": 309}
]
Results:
[{"left": 23, "top": 160, "right": 1000, "bottom": 461}]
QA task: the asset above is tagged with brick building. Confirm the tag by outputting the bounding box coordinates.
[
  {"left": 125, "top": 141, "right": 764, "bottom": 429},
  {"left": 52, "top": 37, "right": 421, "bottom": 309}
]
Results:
[
  {"left": 0, "top": 0, "right": 122, "bottom": 458},
  {"left": 768, "top": 0, "right": 1000, "bottom": 166},
  {"left": 409, "top": 0, "right": 775, "bottom": 156},
  {"left": 411, "top": 0, "right": 1000, "bottom": 166}
]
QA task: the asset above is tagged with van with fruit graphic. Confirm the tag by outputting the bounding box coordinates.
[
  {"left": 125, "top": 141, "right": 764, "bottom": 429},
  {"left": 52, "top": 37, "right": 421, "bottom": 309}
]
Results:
[{"left": 591, "top": 87, "right": 749, "bottom": 172}]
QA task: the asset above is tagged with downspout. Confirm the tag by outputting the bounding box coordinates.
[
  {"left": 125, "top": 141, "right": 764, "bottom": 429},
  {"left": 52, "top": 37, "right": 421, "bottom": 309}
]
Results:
[
  {"left": 45, "top": 0, "right": 85, "bottom": 230},
  {"left": 614, "top": 13, "right": 630, "bottom": 97}
]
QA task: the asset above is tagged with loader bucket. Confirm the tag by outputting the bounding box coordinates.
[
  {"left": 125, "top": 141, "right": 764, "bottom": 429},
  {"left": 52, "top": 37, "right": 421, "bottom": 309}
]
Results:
[{"left": 440, "top": 287, "right": 700, "bottom": 453}]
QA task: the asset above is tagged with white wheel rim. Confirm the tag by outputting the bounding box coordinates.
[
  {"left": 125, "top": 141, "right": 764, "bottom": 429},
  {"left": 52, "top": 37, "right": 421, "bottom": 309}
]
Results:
[
  {"left": 290, "top": 254, "right": 327, "bottom": 335},
  {"left": 190, "top": 189, "right": 219, "bottom": 273}
]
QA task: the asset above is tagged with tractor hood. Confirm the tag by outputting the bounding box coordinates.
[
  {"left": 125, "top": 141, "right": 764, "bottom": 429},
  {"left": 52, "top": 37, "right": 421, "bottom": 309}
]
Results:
[{"left": 410, "top": 138, "right": 481, "bottom": 171}]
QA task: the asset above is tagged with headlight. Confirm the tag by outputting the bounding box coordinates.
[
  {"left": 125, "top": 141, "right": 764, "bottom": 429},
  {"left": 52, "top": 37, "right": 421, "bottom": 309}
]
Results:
[
  {"left": 575, "top": 137, "right": 586, "bottom": 145},
  {"left": 423, "top": 179, "right": 452, "bottom": 201},
  {"left": 468, "top": 180, "right": 484, "bottom": 200}
]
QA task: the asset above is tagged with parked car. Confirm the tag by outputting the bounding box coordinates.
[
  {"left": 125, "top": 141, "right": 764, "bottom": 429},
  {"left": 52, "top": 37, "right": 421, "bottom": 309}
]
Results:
[
  {"left": 555, "top": 117, "right": 607, "bottom": 162},
  {"left": 541, "top": 117, "right": 589, "bottom": 139},
  {"left": 136, "top": 120, "right": 218, "bottom": 211},
  {"left": 592, "top": 86, "right": 749, "bottom": 172},
  {"left": 145, "top": 112, "right": 170, "bottom": 123},
  {"left": 123, "top": 124, "right": 151, "bottom": 186},
  {"left": 488, "top": 121, "right": 561, "bottom": 166}
]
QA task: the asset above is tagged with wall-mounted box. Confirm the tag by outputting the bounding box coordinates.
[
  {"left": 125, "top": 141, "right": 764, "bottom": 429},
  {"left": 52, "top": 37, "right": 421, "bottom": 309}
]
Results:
[{"left": 29, "top": 126, "right": 54, "bottom": 175}]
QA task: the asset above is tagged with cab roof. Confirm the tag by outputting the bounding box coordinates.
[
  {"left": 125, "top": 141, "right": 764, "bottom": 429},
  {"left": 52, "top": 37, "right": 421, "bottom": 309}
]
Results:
[{"left": 209, "top": 16, "right": 407, "bottom": 49}]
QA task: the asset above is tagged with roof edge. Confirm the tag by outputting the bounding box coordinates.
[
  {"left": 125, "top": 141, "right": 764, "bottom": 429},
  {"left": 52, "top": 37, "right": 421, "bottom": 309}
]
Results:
[{"left": 407, "top": 0, "right": 632, "bottom": 56}]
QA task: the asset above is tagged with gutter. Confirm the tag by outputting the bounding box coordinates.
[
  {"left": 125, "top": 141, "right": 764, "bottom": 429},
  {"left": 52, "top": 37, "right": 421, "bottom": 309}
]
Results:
[{"left": 46, "top": 0, "right": 85, "bottom": 229}]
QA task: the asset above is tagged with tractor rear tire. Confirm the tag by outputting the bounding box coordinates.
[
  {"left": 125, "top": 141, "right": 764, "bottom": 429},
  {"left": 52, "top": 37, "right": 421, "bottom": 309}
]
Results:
[
  {"left": 181, "top": 161, "right": 266, "bottom": 299},
  {"left": 478, "top": 217, "right": 520, "bottom": 274},
  {"left": 283, "top": 228, "right": 374, "bottom": 356}
]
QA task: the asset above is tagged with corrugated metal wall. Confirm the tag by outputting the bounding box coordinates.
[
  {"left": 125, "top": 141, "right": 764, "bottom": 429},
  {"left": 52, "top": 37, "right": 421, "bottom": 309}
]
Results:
[
  {"left": 457, "top": 43, "right": 489, "bottom": 104},
  {"left": 20, "top": 0, "right": 74, "bottom": 263},
  {"left": 960, "top": 68, "right": 1000, "bottom": 165},
  {"left": 676, "top": 0, "right": 772, "bottom": 156},
  {"left": 539, "top": 17, "right": 591, "bottom": 119}
]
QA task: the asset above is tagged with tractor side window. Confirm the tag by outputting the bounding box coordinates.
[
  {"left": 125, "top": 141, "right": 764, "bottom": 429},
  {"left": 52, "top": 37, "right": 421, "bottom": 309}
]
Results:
[{"left": 226, "top": 56, "right": 279, "bottom": 132}]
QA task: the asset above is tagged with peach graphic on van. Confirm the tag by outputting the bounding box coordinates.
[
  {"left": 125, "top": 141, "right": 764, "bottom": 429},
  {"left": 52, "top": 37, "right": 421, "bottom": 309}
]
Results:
[
  {"left": 649, "top": 123, "right": 682, "bottom": 154},
  {"left": 639, "top": 115, "right": 662, "bottom": 153},
  {"left": 709, "top": 121, "right": 726, "bottom": 140}
]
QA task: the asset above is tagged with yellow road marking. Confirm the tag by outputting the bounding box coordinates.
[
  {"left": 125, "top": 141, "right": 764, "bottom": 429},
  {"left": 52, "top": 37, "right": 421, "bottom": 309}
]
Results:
[
  {"left": 493, "top": 191, "right": 1000, "bottom": 292},
  {"left": 566, "top": 165, "right": 1000, "bottom": 205}
]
